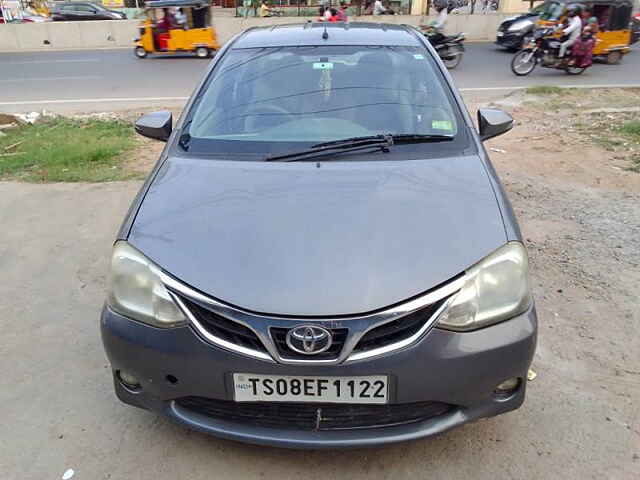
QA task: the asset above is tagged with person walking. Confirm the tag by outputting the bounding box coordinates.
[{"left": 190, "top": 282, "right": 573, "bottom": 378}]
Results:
[{"left": 242, "top": 0, "right": 252, "bottom": 18}]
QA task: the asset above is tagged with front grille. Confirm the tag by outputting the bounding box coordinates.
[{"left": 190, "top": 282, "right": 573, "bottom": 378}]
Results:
[
  {"left": 175, "top": 397, "right": 454, "bottom": 430},
  {"left": 270, "top": 327, "right": 348, "bottom": 360},
  {"left": 353, "top": 298, "right": 448, "bottom": 354},
  {"left": 178, "top": 296, "right": 267, "bottom": 353}
]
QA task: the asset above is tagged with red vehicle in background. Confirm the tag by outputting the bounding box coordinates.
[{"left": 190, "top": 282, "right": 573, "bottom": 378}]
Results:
[{"left": 633, "top": 12, "right": 640, "bottom": 44}]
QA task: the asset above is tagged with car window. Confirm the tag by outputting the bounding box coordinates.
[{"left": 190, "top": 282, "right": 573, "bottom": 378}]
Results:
[
  {"left": 75, "top": 4, "right": 95, "bottom": 12},
  {"left": 539, "top": 1, "right": 564, "bottom": 20},
  {"left": 530, "top": 3, "right": 546, "bottom": 14},
  {"left": 187, "top": 45, "right": 464, "bottom": 155}
]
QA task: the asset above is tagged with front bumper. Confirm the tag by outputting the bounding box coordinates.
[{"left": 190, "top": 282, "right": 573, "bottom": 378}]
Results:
[
  {"left": 101, "top": 305, "right": 537, "bottom": 448},
  {"left": 496, "top": 32, "right": 526, "bottom": 49}
]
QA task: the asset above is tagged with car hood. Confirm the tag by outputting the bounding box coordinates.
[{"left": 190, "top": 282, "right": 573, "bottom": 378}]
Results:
[
  {"left": 128, "top": 155, "right": 507, "bottom": 316},
  {"left": 500, "top": 13, "right": 537, "bottom": 28}
]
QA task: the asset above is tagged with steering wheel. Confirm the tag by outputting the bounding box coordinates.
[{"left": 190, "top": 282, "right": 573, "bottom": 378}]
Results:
[{"left": 245, "top": 104, "right": 295, "bottom": 131}]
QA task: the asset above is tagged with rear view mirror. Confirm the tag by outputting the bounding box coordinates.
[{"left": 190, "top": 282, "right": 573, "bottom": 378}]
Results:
[
  {"left": 135, "top": 111, "right": 172, "bottom": 142},
  {"left": 477, "top": 108, "right": 513, "bottom": 142}
]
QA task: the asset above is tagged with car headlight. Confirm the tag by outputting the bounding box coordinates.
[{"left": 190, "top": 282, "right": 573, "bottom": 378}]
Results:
[
  {"left": 508, "top": 20, "right": 534, "bottom": 32},
  {"left": 108, "top": 242, "right": 187, "bottom": 328},
  {"left": 437, "top": 242, "right": 531, "bottom": 332}
]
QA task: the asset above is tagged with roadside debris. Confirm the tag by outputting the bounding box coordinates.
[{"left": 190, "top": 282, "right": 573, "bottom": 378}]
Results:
[
  {"left": 61, "top": 468, "right": 75, "bottom": 480},
  {"left": 490, "top": 147, "right": 507, "bottom": 154},
  {"left": 14, "top": 112, "right": 42, "bottom": 124},
  {"left": 527, "top": 369, "right": 537, "bottom": 381},
  {"left": 0, "top": 113, "right": 18, "bottom": 126},
  {"left": 4, "top": 140, "right": 24, "bottom": 152}
]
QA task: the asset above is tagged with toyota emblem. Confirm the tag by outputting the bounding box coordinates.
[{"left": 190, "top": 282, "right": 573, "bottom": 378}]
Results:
[{"left": 286, "top": 325, "right": 332, "bottom": 355}]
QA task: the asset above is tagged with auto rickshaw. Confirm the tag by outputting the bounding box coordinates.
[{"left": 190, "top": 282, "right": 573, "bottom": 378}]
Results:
[
  {"left": 534, "top": 0, "right": 633, "bottom": 63},
  {"left": 135, "top": 0, "right": 219, "bottom": 59}
]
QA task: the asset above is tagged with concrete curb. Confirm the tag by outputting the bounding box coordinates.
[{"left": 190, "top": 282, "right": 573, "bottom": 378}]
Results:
[
  {"left": 0, "top": 40, "right": 500, "bottom": 54},
  {"left": 0, "top": 14, "right": 513, "bottom": 52}
]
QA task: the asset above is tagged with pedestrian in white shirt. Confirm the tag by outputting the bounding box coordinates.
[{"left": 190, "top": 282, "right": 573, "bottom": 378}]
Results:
[{"left": 373, "top": 0, "right": 387, "bottom": 15}]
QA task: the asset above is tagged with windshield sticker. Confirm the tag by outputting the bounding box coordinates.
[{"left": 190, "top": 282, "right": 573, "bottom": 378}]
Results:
[
  {"left": 432, "top": 120, "right": 453, "bottom": 131},
  {"left": 318, "top": 69, "right": 332, "bottom": 99},
  {"left": 313, "top": 62, "right": 334, "bottom": 70},
  {"left": 413, "top": 54, "right": 425, "bottom": 60}
]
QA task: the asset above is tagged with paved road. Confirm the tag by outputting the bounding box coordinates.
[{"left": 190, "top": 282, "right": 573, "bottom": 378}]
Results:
[{"left": 1, "top": 43, "right": 639, "bottom": 112}]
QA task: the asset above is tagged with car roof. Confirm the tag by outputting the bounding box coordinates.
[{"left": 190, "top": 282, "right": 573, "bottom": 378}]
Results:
[
  {"left": 232, "top": 23, "right": 423, "bottom": 49},
  {"left": 146, "top": 0, "right": 210, "bottom": 8}
]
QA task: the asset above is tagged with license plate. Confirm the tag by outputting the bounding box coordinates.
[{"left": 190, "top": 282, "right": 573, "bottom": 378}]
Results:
[
  {"left": 497, "top": 31, "right": 504, "bottom": 37},
  {"left": 233, "top": 373, "right": 388, "bottom": 404}
]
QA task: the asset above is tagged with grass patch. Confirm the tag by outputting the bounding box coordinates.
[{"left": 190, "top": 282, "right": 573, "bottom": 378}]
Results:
[
  {"left": 617, "top": 121, "right": 640, "bottom": 172},
  {"left": 593, "top": 137, "right": 625, "bottom": 151},
  {"left": 618, "top": 121, "right": 640, "bottom": 139},
  {"left": 525, "top": 85, "right": 566, "bottom": 95},
  {"left": 0, "top": 117, "right": 137, "bottom": 182}
]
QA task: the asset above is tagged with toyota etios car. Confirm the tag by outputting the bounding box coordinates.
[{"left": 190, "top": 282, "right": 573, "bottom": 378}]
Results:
[{"left": 102, "top": 23, "right": 537, "bottom": 448}]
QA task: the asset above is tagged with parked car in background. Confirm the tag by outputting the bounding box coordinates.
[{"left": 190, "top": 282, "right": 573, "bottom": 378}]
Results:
[{"left": 50, "top": 2, "right": 126, "bottom": 20}]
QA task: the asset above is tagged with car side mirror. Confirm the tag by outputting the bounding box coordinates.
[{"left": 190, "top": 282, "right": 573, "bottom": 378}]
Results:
[
  {"left": 477, "top": 108, "right": 513, "bottom": 142},
  {"left": 135, "top": 111, "right": 172, "bottom": 141}
]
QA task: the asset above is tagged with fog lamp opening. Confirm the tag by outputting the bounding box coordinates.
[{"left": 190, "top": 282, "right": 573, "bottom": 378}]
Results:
[
  {"left": 117, "top": 370, "right": 141, "bottom": 389},
  {"left": 493, "top": 377, "right": 521, "bottom": 396}
]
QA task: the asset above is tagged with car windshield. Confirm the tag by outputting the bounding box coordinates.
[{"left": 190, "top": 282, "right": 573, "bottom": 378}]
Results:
[
  {"left": 530, "top": 3, "right": 546, "bottom": 14},
  {"left": 538, "top": 1, "right": 565, "bottom": 20},
  {"left": 186, "top": 45, "right": 463, "bottom": 155}
]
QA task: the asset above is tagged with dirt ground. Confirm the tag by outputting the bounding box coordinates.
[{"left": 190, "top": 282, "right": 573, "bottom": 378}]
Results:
[{"left": 1, "top": 90, "right": 638, "bottom": 479}]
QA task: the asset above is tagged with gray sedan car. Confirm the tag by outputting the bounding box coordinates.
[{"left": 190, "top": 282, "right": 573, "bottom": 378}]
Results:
[{"left": 101, "top": 22, "right": 537, "bottom": 448}]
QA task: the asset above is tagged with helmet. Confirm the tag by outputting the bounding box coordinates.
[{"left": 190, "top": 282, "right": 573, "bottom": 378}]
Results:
[
  {"left": 566, "top": 4, "right": 583, "bottom": 16},
  {"left": 433, "top": 0, "right": 448, "bottom": 11}
]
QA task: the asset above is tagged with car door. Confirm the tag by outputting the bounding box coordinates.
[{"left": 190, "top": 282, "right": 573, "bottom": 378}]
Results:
[
  {"left": 74, "top": 4, "right": 97, "bottom": 20},
  {"left": 55, "top": 4, "right": 75, "bottom": 20}
]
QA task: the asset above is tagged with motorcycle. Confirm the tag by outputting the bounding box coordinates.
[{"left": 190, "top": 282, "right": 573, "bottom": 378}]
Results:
[
  {"left": 511, "top": 27, "right": 590, "bottom": 76},
  {"left": 421, "top": 27, "right": 466, "bottom": 69}
]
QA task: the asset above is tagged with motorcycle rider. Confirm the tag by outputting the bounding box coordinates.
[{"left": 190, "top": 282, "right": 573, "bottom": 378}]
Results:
[
  {"left": 558, "top": 4, "right": 584, "bottom": 59},
  {"left": 427, "top": 1, "right": 449, "bottom": 46},
  {"left": 570, "top": 24, "right": 596, "bottom": 67}
]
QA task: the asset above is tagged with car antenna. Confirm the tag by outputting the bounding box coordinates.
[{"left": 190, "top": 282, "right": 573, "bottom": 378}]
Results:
[{"left": 322, "top": 24, "right": 329, "bottom": 40}]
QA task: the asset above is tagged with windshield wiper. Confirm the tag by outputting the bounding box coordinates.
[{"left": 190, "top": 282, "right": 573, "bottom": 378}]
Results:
[
  {"left": 312, "top": 133, "right": 454, "bottom": 149},
  {"left": 264, "top": 135, "right": 394, "bottom": 162},
  {"left": 264, "top": 133, "right": 453, "bottom": 163}
]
